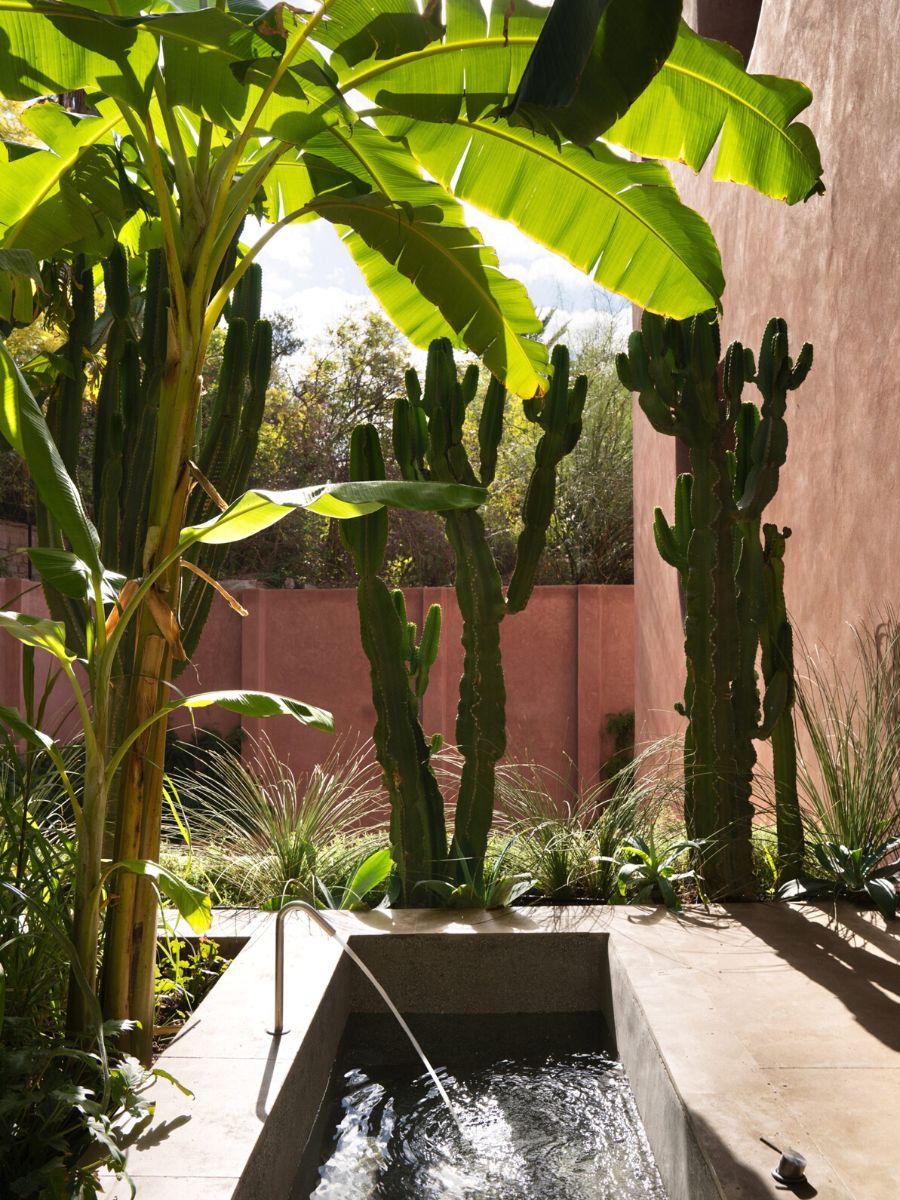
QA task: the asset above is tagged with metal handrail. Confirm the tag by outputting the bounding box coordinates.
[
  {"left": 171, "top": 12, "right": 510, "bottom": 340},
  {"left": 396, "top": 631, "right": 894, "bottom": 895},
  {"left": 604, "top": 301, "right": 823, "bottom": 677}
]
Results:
[{"left": 267, "top": 899, "right": 338, "bottom": 1036}]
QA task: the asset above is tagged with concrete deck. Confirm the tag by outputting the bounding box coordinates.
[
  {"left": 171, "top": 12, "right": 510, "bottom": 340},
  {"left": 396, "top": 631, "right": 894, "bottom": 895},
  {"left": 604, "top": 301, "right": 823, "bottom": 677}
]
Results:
[{"left": 101, "top": 903, "right": 899, "bottom": 1200}]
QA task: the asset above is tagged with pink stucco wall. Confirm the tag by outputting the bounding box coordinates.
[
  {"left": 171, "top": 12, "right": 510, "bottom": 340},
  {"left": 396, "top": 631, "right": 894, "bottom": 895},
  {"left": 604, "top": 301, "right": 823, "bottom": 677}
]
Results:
[
  {"left": 230, "top": 585, "right": 633, "bottom": 790},
  {"left": 633, "top": 0, "right": 900, "bottom": 743},
  {"left": 0, "top": 576, "right": 634, "bottom": 791}
]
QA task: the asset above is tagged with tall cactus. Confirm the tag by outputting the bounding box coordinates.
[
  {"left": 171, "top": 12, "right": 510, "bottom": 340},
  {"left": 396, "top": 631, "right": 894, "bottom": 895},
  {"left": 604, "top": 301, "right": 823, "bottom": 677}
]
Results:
[
  {"left": 340, "top": 425, "right": 448, "bottom": 904},
  {"left": 178, "top": 263, "right": 273, "bottom": 663},
  {"left": 33, "top": 255, "right": 94, "bottom": 651},
  {"left": 617, "top": 311, "right": 810, "bottom": 894},
  {"left": 369, "top": 337, "right": 586, "bottom": 892}
]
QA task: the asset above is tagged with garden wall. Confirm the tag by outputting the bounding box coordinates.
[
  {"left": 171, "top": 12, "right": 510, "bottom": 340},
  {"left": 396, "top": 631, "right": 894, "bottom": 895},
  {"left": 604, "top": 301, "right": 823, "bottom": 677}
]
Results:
[
  {"left": 633, "top": 0, "right": 900, "bottom": 744},
  {"left": 0, "top": 575, "right": 633, "bottom": 791}
]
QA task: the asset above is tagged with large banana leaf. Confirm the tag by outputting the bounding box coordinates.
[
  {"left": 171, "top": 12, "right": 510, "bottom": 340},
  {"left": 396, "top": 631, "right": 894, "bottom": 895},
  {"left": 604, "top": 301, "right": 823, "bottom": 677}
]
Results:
[
  {"left": 334, "top": 0, "right": 679, "bottom": 145},
  {"left": 605, "top": 21, "right": 824, "bottom": 204},
  {"left": 0, "top": 338, "right": 101, "bottom": 572},
  {"left": 497, "top": 0, "right": 681, "bottom": 145},
  {"left": 302, "top": 127, "right": 547, "bottom": 394},
  {"left": 180, "top": 479, "right": 487, "bottom": 547},
  {"left": 0, "top": 1, "right": 157, "bottom": 109},
  {"left": 0, "top": 101, "right": 126, "bottom": 257},
  {"left": 395, "top": 117, "right": 724, "bottom": 318},
  {"left": 312, "top": 192, "right": 547, "bottom": 396}
]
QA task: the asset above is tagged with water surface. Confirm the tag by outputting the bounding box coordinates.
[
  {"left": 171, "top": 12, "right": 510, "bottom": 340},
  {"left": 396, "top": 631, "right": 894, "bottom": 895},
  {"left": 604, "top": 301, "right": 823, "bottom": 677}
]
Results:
[{"left": 304, "top": 1014, "right": 668, "bottom": 1200}]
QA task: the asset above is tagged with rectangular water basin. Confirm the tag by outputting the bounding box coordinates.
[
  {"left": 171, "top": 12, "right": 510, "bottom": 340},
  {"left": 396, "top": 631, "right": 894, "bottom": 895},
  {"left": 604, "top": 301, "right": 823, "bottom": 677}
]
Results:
[{"left": 234, "top": 929, "right": 719, "bottom": 1200}]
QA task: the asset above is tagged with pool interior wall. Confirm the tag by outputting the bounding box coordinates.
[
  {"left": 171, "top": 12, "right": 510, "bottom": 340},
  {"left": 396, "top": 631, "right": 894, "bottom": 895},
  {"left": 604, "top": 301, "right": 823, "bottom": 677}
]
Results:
[{"left": 232, "top": 932, "right": 719, "bottom": 1200}]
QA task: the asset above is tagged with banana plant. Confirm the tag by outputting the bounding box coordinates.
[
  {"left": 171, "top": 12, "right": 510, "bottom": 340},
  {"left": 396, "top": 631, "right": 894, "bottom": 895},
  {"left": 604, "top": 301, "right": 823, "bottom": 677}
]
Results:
[
  {"left": 0, "top": 340, "right": 484, "bottom": 1054},
  {"left": 0, "top": 0, "right": 823, "bottom": 1051}
]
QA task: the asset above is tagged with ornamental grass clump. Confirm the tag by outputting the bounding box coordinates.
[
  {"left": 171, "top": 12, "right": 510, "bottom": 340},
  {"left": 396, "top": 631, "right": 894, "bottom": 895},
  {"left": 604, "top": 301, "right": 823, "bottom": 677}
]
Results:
[
  {"left": 777, "top": 612, "right": 900, "bottom": 918},
  {"left": 496, "top": 739, "right": 682, "bottom": 903},
  {"left": 168, "top": 735, "right": 388, "bottom": 908}
]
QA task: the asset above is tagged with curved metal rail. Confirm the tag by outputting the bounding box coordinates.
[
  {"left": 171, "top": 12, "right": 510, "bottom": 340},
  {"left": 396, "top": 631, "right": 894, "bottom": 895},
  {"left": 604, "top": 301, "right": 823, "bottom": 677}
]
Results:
[{"left": 267, "top": 899, "right": 338, "bottom": 1036}]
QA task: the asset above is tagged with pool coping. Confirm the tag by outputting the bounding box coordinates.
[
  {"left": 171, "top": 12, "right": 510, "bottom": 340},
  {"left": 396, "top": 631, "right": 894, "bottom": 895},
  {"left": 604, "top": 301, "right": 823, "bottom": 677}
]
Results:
[{"left": 100, "top": 903, "right": 899, "bottom": 1200}]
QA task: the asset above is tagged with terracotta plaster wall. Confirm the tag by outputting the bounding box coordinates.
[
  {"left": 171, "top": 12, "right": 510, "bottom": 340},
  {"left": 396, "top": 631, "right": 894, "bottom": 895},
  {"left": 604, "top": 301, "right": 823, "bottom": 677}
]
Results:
[
  {"left": 0, "top": 579, "right": 633, "bottom": 792},
  {"left": 236, "top": 584, "right": 634, "bottom": 793},
  {"left": 634, "top": 0, "right": 900, "bottom": 743}
]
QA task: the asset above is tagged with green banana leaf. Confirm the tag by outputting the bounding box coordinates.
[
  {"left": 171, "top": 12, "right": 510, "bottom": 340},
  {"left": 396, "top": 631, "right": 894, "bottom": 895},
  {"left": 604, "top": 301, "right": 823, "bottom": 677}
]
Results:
[
  {"left": 311, "top": 191, "right": 547, "bottom": 397},
  {"left": 0, "top": 702, "right": 55, "bottom": 752},
  {"left": 0, "top": 0, "right": 825, "bottom": 378},
  {"left": 113, "top": 859, "right": 212, "bottom": 934},
  {"left": 180, "top": 479, "right": 486, "bottom": 548},
  {"left": 290, "top": 127, "right": 547, "bottom": 394},
  {"left": 0, "top": 2, "right": 157, "bottom": 108},
  {"left": 0, "top": 101, "right": 125, "bottom": 258},
  {"left": 395, "top": 117, "right": 724, "bottom": 317},
  {"left": 0, "top": 338, "right": 102, "bottom": 572},
  {"left": 164, "top": 689, "right": 334, "bottom": 733},
  {"left": 497, "top": 0, "right": 681, "bottom": 145},
  {"left": 22, "top": 548, "right": 125, "bottom": 604},
  {"left": 0, "top": 610, "right": 74, "bottom": 662},
  {"left": 605, "top": 21, "right": 824, "bottom": 204}
]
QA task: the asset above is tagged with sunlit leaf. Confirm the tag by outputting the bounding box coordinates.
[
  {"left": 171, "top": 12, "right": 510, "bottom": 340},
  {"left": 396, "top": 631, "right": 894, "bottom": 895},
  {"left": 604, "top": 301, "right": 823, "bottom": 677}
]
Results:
[
  {"left": 397, "top": 116, "right": 724, "bottom": 317},
  {"left": 605, "top": 21, "right": 825, "bottom": 204},
  {"left": 179, "top": 479, "right": 486, "bottom": 547},
  {"left": 114, "top": 859, "right": 212, "bottom": 934},
  {"left": 169, "top": 689, "right": 334, "bottom": 733},
  {"left": 0, "top": 610, "right": 74, "bottom": 662}
]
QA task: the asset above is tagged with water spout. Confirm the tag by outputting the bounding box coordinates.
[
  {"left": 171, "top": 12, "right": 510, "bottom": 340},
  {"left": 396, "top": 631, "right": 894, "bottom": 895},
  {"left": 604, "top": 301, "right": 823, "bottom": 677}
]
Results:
[{"left": 267, "top": 900, "right": 458, "bottom": 1122}]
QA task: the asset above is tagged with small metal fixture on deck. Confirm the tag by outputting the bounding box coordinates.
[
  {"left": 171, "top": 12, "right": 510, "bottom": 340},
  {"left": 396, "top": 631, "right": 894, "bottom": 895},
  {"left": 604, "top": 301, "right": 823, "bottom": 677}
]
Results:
[
  {"left": 760, "top": 1137, "right": 808, "bottom": 1185},
  {"left": 267, "top": 899, "right": 338, "bottom": 1036}
]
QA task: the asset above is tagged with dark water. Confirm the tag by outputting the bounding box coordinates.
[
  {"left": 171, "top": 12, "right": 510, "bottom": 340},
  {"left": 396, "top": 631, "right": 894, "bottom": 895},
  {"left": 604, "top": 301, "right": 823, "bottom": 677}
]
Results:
[{"left": 301, "top": 1014, "right": 668, "bottom": 1200}]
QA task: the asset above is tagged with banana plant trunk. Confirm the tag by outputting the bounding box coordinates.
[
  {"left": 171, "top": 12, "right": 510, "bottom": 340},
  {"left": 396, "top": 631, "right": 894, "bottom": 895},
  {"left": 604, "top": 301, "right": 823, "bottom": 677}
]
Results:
[{"left": 101, "top": 338, "right": 201, "bottom": 1062}]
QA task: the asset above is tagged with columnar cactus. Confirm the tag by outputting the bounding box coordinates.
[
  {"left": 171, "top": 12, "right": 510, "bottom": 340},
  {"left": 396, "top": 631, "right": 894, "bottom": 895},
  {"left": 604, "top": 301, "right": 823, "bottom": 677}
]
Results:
[
  {"left": 350, "top": 337, "right": 586, "bottom": 894},
  {"left": 31, "top": 246, "right": 273, "bottom": 675},
  {"left": 179, "top": 263, "right": 273, "bottom": 662},
  {"left": 617, "top": 311, "right": 810, "bottom": 894},
  {"left": 34, "top": 254, "right": 94, "bottom": 647},
  {"left": 340, "top": 425, "right": 449, "bottom": 904}
]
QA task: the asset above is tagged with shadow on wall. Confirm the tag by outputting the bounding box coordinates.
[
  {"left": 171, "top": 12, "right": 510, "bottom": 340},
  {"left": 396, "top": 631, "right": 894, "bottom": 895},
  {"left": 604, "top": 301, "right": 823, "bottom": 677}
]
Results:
[{"left": 731, "top": 904, "right": 900, "bottom": 1055}]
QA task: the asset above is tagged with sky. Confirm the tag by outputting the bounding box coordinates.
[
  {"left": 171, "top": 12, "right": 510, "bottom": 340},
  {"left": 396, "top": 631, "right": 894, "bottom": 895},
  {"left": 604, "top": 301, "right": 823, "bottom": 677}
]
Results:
[{"left": 250, "top": 207, "right": 632, "bottom": 364}]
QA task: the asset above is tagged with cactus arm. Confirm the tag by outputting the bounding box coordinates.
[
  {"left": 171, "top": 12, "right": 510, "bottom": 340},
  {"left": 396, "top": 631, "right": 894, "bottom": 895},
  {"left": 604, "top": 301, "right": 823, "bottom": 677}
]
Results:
[
  {"left": 445, "top": 506, "right": 507, "bottom": 880},
  {"left": 760, "top": 523, "right": 803, "bottom": 881},
  {"left": 341, "top": 424, "right": 448, "bottom": 903},
  {"left": 408, "top": 342, "right": 509, "bottom": 883},
  {"left": 737, "top": 319, "right": 811, "bottom": 520},
  {"left": 415, "top": 603, "right": 441, "bottom": 699},
  {"left": 118, "top": 250, "right": 168, "bottom": 577},
  {"left": 179, "top": 316, "right": 273, "bottom": 665},
  {"left": 506, "top": 345, "right": 587, "bottom": 613},
  {"left": 35, "top": 256, "right": 94, "bottom": 652},
  {"left": 477, "top": 376, "right": 506, "bottom": 487},
  {"left": 357, "top": 573, "right": 448, "bottom": 903}
]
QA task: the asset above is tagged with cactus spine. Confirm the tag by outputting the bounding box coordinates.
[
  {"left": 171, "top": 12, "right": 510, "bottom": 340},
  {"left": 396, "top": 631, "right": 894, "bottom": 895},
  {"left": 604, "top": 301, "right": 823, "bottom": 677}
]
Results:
[
  {"left": 617, "top": 311, "right": 809, "bottom": 894},
  {"left": 340, "top": 426, "right": 448, "bottom": 904}
]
